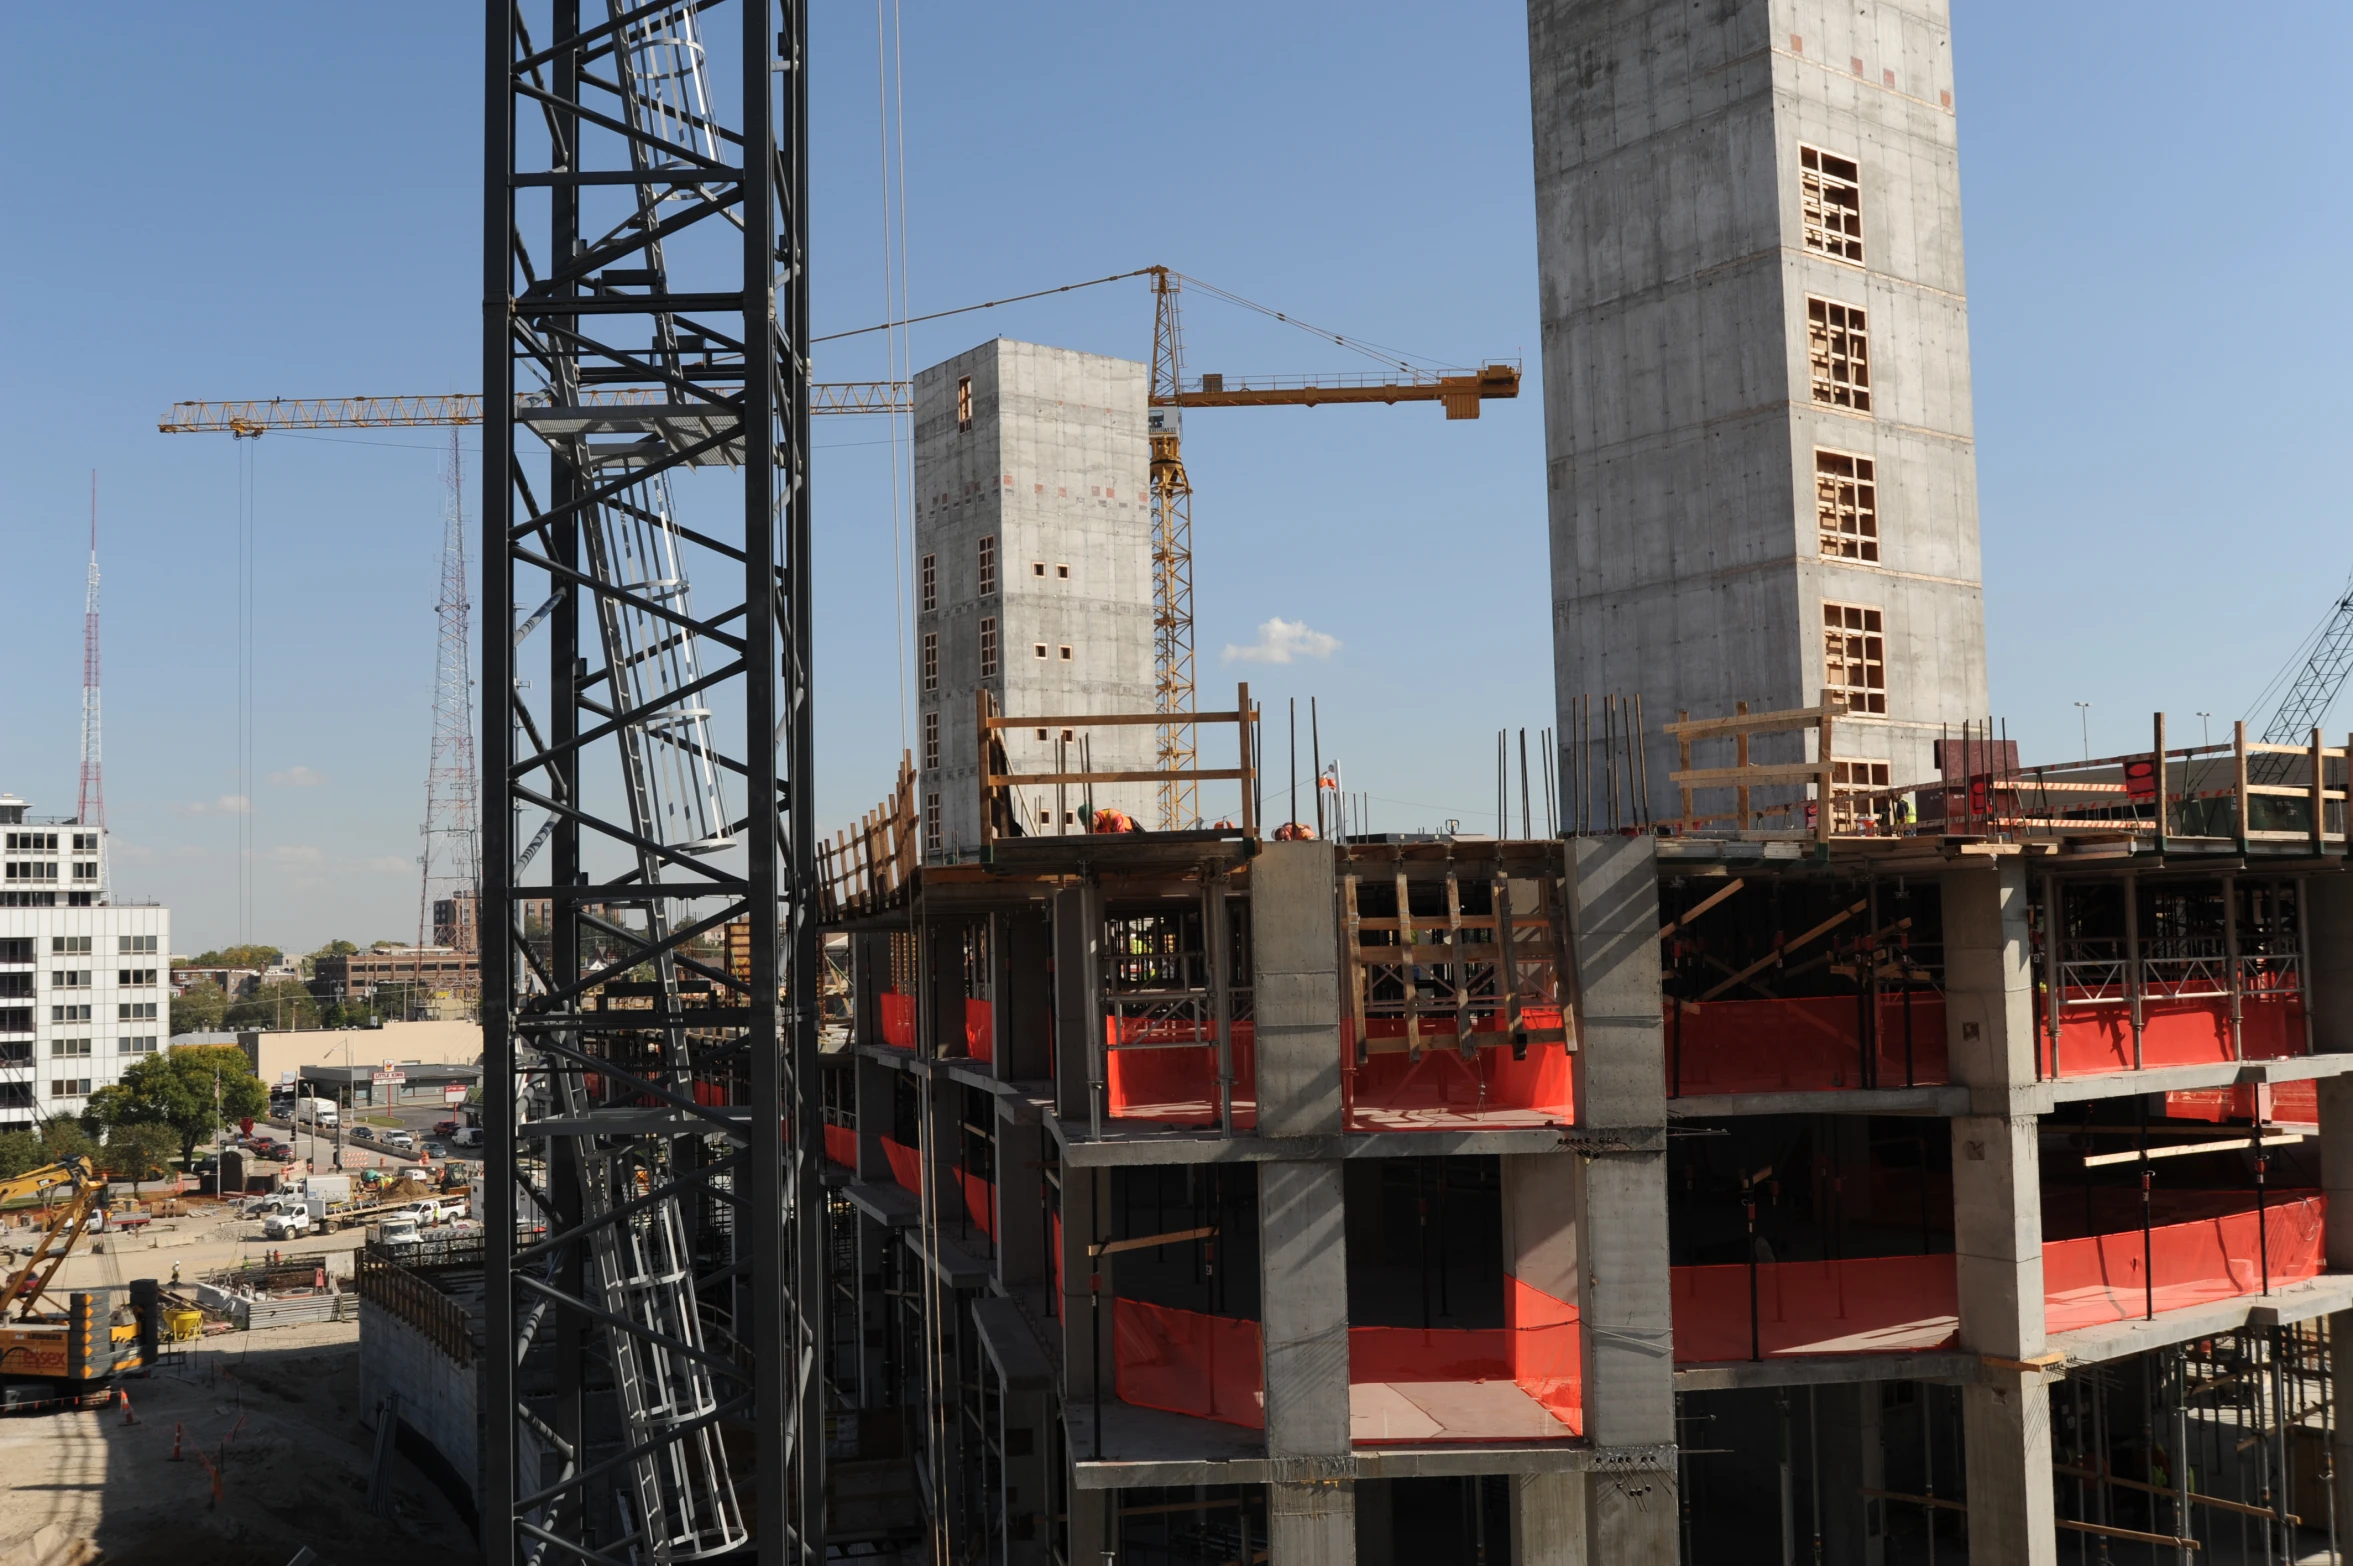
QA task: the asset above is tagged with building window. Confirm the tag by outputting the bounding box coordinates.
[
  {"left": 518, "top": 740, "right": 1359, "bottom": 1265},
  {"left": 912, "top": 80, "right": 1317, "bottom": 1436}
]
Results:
[
  {"left": 1031, "top": 561, "right": 1046, "bottom": 577},
  {"left": 50, "top": 1080, "right": 90, "bottom": 1100},
  {"left": 1831, "top": 761, "right": 1891, "bottom": 789},
  {"left": 5, "top": 862, "right": 57, "bottom": 883},
  {"left": 118, "top": 969, "right": 155, "bottom": 987},
  {"left": 51, "top": 937, "right": 90, "bottom": 955},
  {"left": 1805, "top": 298, "right": 1870, "bottom": 412},
  {"left": 53, "top": 971, "right": 90, "bottom": 990},
  {"left": 1823, "top": 602, "right": 1887, "bottom": 714},
  {"left": 922, "top": 631, "right": 939, "bottom": 692},
  {"left": 50, "top": 1005, "right": 91, "bottom": 1024},
  {"left": 1055, "top": 563, "right": 1069, "bottom": 580},
  {"left": 118, "top": 1002, "right": 157, "bottom": 1022},
  {"left": 71, "top": 833, "right": 97, "bottom": 853},
  {"left": 4, "top": 833, "right": 58, "bottom": 852},
  {"left": 1800, "top": 146, "right": 1864, "bottom": 264},
  {"left": 119, "top": 935, "right": 157, "bottom": 955},
  {"left": 1815, "top": 451, "right": 1879, "bottom": 561},
  {"left": 920, "top": 553, "right": 937, "bottom": 613},
  {"left": 51, "top": 1038, "right": 91, "bottom": 1058},
  {"left": 923, "top": 711, "right": 940, "bottom": 772},
  {"left": 979, "top": 617, "right": 999, "bottom": 678},
  {"left": 1033, "top": 643, "right": 1048, "bottom": 660},
  {"left": 956, "top": 375, "right": 973, "bottom": 432},
  {"left": 1058, "top": 645, "right": 1073, "bottom": 661},
  {"left": 122, "top": 1036, "right": 157, "bottom": 1055},
  {"left": 977, "top": 536, "right": 997, "bottom": 597},
  {"left": 71, "top": 862, "right": 96, "bottom": 882},
  {"left": 924, "top": 792, "right": 942, "bottom": 856}
]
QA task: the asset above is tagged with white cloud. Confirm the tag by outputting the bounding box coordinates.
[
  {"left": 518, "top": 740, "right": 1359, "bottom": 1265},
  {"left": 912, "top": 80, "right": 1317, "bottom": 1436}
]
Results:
[
  {"left": 268, "top": 766, "right": 326, "bottom": 787},
  {"left": 267, "top": 844, "right": 324, "bottom": 866},
  {"left": 1221, "top": 617, "right": 1341, "bottom": 666},
  {"left": 360, "top": 856, "right": 413, "bottom": 875},
  {"left": 171, "top": 794, "right": 250, "bottom": 817}
]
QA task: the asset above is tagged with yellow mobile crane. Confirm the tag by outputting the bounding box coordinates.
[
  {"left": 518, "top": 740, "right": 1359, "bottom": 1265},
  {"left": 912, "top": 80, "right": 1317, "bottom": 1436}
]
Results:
[{"left": 0, "top": 1156, "right": 158, "bottom": 1407}]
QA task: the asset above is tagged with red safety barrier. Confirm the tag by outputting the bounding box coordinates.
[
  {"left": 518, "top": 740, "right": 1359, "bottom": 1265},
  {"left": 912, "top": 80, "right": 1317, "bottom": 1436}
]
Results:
[
  {"left": 1105, "top": 1019, "right": 1257, "bottom": 1128},
  {"left": 1666, "top": 994, "right": 1950, "bottom": 1096},
  {"left": 2044, "top": 1194, "right": 2324, "bottom": 1332},
  {"left": 1347, "top": 1327, "right": 1512, "bottom": 1384},
  {"left": 965, "top": 998, "right": 994, "bottom": 1064},
  {"left": 959, "top": 1172, "right": 996, "bottom": 1242},
  {"left": 1505, "top": 1276, "right": 1583, "bottom": 1434},
  {"left": 821, "top": 1124, "right": 856, "bottom": 1170},
  {"left": 880, "top": 1137, "right": 922, "bottom": 1197},
  {"left": 2047, "top": 993, "right": 2304, "bottom": 1078},
  {"left": 1344, "top": 1013, "right": 1574, "bottom": 1131},
  {"left": 880, "top": 991, "right": 916, "bottom": 1050},
  {"left": 1669, "top": 1253, "right": 1959, "bottom": 1363},
  {"left": 1113, "top": 1298, "right": 1265, "bottom": 1429},
  {"left": 2166, "top": 1079, "right": 2319, "bottom": 1127}
]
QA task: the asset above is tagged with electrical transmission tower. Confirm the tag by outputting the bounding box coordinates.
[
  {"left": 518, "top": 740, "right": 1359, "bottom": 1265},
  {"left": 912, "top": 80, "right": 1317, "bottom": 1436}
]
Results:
[
  {"left": 484, "top": 6, "right": 818, "bottom": 1566},
  {"left": 78, "top": 473, "right": 105, "bottom": 867},
  {"left": 418, "top": 430, "right": 481, "bottom": 959}
]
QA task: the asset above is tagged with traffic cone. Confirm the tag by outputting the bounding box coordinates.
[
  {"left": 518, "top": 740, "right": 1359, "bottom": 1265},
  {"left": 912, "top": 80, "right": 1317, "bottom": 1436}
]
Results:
[
  {"left": 120, "top": 1390, "right": 137, "bottom": 1425},
  {"left": 171, "top": 1422, "right": 183, "bottom": 1460}
]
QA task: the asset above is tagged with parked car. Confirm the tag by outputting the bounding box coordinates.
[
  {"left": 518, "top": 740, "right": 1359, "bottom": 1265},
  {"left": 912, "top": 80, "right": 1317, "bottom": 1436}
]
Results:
[
  {"left": 432, "top": 1120, "right": 460, "bottom": 1139},
  {"left": 350, "top": 1125, "right": 375, "bottom": 1143}
]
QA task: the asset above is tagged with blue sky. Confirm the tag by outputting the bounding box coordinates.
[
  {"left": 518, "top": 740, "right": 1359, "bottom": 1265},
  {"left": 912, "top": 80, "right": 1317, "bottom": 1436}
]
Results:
[{"left": 0, "top": 4, "right": 2344, "bottom": 952}]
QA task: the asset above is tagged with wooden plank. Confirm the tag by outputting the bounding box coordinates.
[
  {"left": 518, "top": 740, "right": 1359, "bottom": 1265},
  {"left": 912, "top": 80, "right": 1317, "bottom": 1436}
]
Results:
[
  {"left": 1698, "top": 900, "right": 1866, "bottom": 1002},
  {"left": 1344, "top": 875, "right": 1368, "bottom": 1065},
  {"left": 1396, "top": 862, "right": 1421, "bottom": 1062},
  {"left": 1659, "top": 878, "right": 1745, "bottom": 940},
  {"left": 1493, "top": 872, "right": 1520, "bottom": 1040},
  {"left": 1670, "top": 763, "right": 1834, "bottom": 788},
  {"left": 986, "top": 768, "right": 1248, "bottom": 787},
  {"left": 1662, "top": 702, "right": 1847, "bottom": 740},
  {"left": 982, "top": 709, "right": 1247, "bottom": 731}
]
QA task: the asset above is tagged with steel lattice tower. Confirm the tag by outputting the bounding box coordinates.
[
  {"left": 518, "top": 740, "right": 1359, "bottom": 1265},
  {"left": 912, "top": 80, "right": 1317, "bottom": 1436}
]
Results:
[
  {"left": 419, "top": 429, "right": 482, "bottom": 957},
  {"left": 483, "top": 5, "right": 819, "bottom": 1565},
  {"left": 77, "top": 473, "right": 104, "bottom": 842}
]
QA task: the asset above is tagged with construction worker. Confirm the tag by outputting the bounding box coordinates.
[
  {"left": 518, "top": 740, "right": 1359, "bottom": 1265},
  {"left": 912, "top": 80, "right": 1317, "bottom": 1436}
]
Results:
[
  {"left": 1090, "top": 807, "right": 1138, "bottom": 834},
  {"left": 1272, "top": 821, "right": 1317, "bottom": 841}
]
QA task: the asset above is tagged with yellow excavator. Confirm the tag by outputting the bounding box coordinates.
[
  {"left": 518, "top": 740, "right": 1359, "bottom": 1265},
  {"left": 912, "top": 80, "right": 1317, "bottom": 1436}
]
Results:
[{"left": 0, "top": 1156, "right": 159, "bottom": 1407}]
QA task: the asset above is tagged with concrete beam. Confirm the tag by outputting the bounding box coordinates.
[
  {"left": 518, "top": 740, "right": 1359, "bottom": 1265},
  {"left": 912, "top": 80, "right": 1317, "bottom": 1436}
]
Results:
[{"left": 1268, "top": 1479, "right": 1356, "bottom": 1565}]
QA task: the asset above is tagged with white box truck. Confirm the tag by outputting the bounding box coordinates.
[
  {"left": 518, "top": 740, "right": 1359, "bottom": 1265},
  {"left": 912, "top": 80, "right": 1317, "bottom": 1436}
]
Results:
[{"left": 294, "top": 1096, "right": 340, "bottom": 1130}]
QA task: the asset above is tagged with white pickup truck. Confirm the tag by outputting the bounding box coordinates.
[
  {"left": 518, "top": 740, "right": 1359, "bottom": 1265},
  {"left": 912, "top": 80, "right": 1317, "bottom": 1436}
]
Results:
[{"left": 262, "top": 1206, "right": 313, "bottom": 1239}]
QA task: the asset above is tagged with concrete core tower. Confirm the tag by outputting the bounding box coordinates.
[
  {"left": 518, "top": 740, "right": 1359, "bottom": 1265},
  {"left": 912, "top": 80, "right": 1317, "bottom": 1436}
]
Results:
[{"left": 1531, "top": 0, "right": 1988, "bottom": 800}]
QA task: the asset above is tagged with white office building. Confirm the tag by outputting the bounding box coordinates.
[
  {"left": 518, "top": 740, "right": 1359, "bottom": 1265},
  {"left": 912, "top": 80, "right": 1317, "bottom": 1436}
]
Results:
[{"left": 0, "top": 793, "right": 169, "bottom": 1131}]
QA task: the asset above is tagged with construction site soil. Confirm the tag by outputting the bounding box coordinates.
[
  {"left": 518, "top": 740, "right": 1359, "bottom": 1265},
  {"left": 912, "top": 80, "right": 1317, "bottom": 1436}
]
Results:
[{"left": 0, "top": 1319, "right": 477, "bottom": 1566}]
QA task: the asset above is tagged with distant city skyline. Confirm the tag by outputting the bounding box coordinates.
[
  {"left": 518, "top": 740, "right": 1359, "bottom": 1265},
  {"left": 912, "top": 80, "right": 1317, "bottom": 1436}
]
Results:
[{"left": 1, "top": 3, "right": 2344, "bottom": 948}]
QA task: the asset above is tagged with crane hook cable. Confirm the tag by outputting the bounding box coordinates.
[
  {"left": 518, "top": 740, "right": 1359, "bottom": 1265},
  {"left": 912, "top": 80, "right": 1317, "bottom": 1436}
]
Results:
[{"left": 812, "top": 267, "right": 1158, "bottom": 343}]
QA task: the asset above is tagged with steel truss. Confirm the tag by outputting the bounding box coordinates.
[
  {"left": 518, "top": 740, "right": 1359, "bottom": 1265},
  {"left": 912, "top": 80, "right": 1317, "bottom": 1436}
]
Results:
[{"left": 484, "top": 5, "right": 818, "bottom": 1565}]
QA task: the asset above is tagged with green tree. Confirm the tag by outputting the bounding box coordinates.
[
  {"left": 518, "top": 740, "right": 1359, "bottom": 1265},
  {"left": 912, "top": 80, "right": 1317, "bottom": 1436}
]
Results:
[
  {"left": 0, "top": 1130, "right": 41, "bottom": 1179},
  {"left": 100, "top": 1122, "right": 179, "bottom": 1193},
  {"left": 225, "top": 977, "right": 318, "bottom": 1033},
  {"left": 86, "top": 1044, "right": 268, "bottom": 1164},
  {"left": 38, "top": 1119, "right": 99, "bottom": 1166},
  {"left": 170, "top": 982, "right": 228, "bottom": 1037},
  {"left": 180, "top": 944, "right": 282, "bottom": 970}
]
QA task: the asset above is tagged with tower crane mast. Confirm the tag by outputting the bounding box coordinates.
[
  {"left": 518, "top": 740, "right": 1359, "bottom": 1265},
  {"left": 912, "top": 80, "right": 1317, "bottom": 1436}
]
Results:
[{"left": 2259, "top": 574, "right": 2353, "bottom": 746}]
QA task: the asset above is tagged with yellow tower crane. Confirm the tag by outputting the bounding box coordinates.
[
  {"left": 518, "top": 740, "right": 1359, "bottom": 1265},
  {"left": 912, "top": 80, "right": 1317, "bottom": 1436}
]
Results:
[{"left": 163, "top": 271, "right": 1519, "bottom": 833}]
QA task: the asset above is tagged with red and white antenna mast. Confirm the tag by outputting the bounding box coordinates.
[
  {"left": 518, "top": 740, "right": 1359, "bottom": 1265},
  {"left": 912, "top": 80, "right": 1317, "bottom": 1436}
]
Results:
[{"left": 77, "top": 472, "right": 105, "bottom": 840}]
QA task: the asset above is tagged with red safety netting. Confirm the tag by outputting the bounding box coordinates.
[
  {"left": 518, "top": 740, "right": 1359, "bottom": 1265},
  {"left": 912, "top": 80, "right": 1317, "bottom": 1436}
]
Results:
[
  {"left": 879, "top": 991, "right": 916, "bottom": 1050},
  {"left": 1668, "top": 1254, "right": 1959, "bottom": 1363},
  {"left": 2166, "top": 1079, "right": 2319, "bottom": 1127},
  {"left": 1113, "top": 1297, "right": 1265, "bottom": 1429},
  {"left": 1105, "top": 1018, "right": 1257, "bottom": 1127},
  {"left": 2043, "top": 1194, "right": 2325, "bottom": 1332},
  {"left": 1666, "top": 995, "right": 1950, "bottom": 1096},
  {"left": 1343, "top": 1013, "right": 1575, "bottom": 1131},
  {"left": 2047, "top": 993, "right": 2304, "bottom": 1078},
  {"left": 1505, "top": 1276, "right": 1583, "bottom": 1434},
  {"left": 1347, "top": 1327, "right": 1511, "bottom": 1384},
  {"left": 965, "top": 998, "right": 994, "bottom": 1063},
  {"left": 959, "top": 1173, "right": 996, "bottom": 1242},
  {"left": 880, "top": 1136, "right": 922, "bottom": 1197},
  {"left": 822, "top": 1124, "right": 856, "bottom": 1170}
]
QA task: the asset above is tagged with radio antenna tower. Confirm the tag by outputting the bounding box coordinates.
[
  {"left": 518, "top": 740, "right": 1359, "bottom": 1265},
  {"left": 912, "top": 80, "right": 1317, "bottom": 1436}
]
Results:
[
  {"left": 418, "top": 430, "right": 481, "bottom": 958},
  {"left": 78, "top": 473, "right": 106, "bottom": 869}
]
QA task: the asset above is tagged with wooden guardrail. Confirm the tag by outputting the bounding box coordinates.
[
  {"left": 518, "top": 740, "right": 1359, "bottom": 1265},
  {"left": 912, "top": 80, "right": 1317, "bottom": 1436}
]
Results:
[{"left": 977, "top": 683, "right": 1258, "bottom": 848}]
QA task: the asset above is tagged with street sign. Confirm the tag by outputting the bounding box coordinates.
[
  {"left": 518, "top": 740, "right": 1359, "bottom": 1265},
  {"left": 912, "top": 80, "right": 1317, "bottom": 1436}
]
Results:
[
  {"left": 443, "top": 1083, "right": 467, "bottom": 1105},
  {"left": 372, "top": 1068, "right": 407, "bottom": 1089}
]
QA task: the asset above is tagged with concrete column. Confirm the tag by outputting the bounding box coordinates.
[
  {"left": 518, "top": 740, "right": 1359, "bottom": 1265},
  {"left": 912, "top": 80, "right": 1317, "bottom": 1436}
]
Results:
[
  {"left": 1052, "top": 885, "right": 1100, "bottom": 1124},
  {"left": 1268, "top": 1478, "right": 1356, "bottom": 1565},
  {"left": 995, "top": 1116, "right": 1047, "bottom": 1291},
  {"left": 1509, "top": 1472, "right": 1586, "bottom": 1565},
  {"left": 1817, "top": 1382, "right": 1886, "bottom": 1566},
  {"left": 2306, "top": 874, "right": 2353, "bottom": 1054},
  {"left": 1066, "top": 1486, "right": 1111, "bottom": 1566},
  {"left": 1252, "top": 840, "right": 1344, "bottom": 1136},
  {"left": 2319, "top": 1074, "right": 2353, "bottom": 1528},
  {"left": 853, "top": 1050, "right": 891, "bottom": 1184},
  {"left": 1004, "top": 908, "right": 1054, "bottom": 1081},
  {"left": 1059, "top": 1162, "right": 1106, "bottom": 1404},
  {"left": 1941, "top": 861, "right": 2056, "bottom": 1566}
]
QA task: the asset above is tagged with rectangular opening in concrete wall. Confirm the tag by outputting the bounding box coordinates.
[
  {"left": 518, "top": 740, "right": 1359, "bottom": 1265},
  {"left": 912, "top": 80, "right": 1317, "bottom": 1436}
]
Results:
[
  {"left": 920, "top": 551, "right": 936, "bottom": 612},
  {"left": 977, "top": 534, "right": 996, "bottom": 597},
  {"left": 1815, "top": 451, "right": 1879, "bottom": 561},
  {"left": 1823, "top": 602, "right": 1887, "bottom": 713},
  {"left": 956, "top": 374, "right": 972, "bottom": 431},
  {"left": 1800, "top": 145, "right": 1864, "bottom": 264},
  {"left": 1806, "top": 297, "right": 1871, "bottom": 411},
  {"left": 923, "top": 711, "right": 939, "bottom": 771},
  {"left": 921, "top": 631, "right": 938, "bottom": 692},
  {"left": 924, "top": 792, "right": 941, "bottom": 856},
  {"left": 1668, "top": 1114, "right": 1956, "bottom": 1363},
  {"left": 1099, "top": 1162, "right": 1266, "bottom": 1430},
  {"left": 980, "top": 616, "right": 998, "bottom": 678}
]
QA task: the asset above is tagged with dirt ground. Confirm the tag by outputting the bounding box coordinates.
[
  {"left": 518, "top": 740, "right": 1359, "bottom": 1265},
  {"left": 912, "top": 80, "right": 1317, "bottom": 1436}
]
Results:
[{"left": 0, "top": 1318, "right": 479, "bottom": 1566}]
